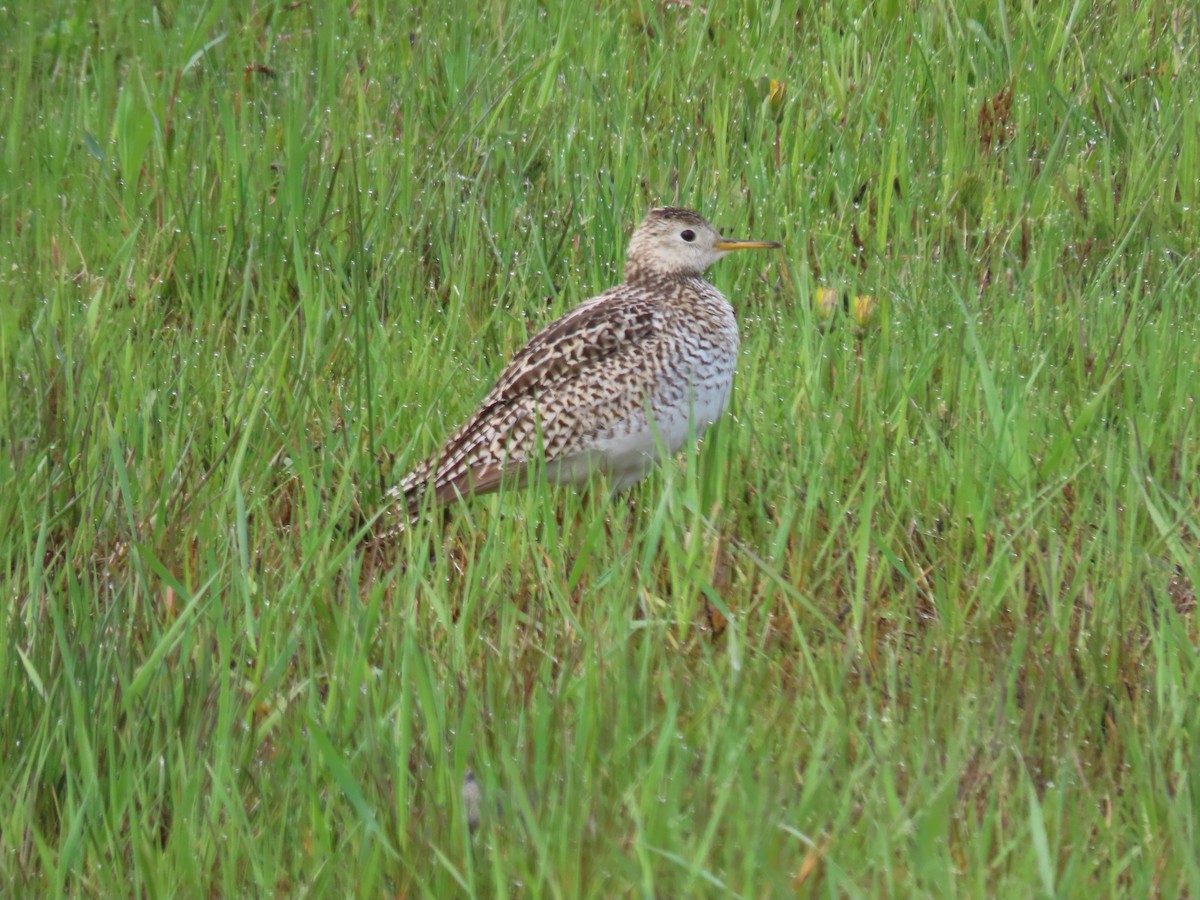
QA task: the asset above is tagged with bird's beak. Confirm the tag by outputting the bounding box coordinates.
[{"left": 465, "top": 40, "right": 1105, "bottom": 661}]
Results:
[{"left": 713, "top": 239, "right": 782, "bottom": 251}]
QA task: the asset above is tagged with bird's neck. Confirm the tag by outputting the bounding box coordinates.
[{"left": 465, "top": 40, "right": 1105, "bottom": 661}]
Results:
[{"left": 623, "top": 262, "right": 707, "bottom": 289}]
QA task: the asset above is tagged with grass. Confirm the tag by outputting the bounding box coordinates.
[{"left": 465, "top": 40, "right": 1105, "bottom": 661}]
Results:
[{"left": 1, "top": 0, "right": 1198, "bottom": 895}]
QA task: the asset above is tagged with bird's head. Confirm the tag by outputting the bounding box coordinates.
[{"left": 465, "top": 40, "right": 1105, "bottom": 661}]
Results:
[{"left": 624, "top": 207, "right": 780, "bottom": 281}]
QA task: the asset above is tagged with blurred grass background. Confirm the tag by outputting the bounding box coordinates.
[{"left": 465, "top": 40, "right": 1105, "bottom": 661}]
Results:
[{"left": 1, "top": 0, "right": 1197, "bottom": 895}]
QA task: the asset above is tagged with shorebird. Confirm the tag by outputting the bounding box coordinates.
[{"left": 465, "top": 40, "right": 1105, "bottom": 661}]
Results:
[{"left": 392, "top": 207, "right": 780, "bottom": 518}]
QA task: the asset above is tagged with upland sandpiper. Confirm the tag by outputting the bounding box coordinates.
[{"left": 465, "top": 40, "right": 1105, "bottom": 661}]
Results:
[{"left": 393, "top": 207, "right": 780, "bottom": 517}]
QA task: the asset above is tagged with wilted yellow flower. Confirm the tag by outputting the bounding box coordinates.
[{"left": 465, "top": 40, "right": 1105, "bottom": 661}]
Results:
[
  {"left": 768, "top": 79, "right": 787, "bottom": 121},
  {"left": 851, "top": 294, "right": 878, "bottom": 331},
  {"left": 814, "top": 287, "right": 839, "bottom": 323}
]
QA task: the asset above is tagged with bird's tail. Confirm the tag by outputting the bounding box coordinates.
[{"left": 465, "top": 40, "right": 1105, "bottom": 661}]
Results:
[{"left": 384, "top": 457, "right": 436, "bottom": 529}]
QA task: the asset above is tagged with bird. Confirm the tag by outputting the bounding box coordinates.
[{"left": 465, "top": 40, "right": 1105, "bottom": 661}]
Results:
[{"left": 391, "top": 207, "right": 781, "bottom": 519}]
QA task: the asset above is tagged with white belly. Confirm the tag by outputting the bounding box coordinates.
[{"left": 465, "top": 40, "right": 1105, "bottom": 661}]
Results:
[{"left": 565, "top": 364, "right": 735, "bottom": 493}]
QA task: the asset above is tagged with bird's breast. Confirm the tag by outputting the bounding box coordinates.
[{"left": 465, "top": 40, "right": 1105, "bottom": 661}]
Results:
[{"left": 645, "top": 291, "right": 739, "bottom": 454}]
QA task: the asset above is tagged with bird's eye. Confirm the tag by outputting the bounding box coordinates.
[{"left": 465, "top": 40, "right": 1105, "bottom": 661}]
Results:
[{"left": 680, "top": 229, "right": 696, "bottom": 242}]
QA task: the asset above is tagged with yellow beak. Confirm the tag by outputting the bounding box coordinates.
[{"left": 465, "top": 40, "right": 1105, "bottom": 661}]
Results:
[{"left": 713, "top": 239, "right": 782, "bottom": 251}]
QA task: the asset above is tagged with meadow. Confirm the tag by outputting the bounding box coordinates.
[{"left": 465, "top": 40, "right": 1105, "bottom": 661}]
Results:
[{"left": 1, "top": 0, "right": 1198, "bottom": 895}]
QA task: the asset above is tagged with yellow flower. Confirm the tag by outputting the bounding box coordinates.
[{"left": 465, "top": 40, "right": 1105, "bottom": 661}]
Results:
[
  {"left": 768, "top": 79, "right": 787, "bottom": 121},
  {"left": 851, "top": 294, "right": 878, "bottom": 331},
  {"left": 814, "top": 288, "right": 839, "bottom": 322}
]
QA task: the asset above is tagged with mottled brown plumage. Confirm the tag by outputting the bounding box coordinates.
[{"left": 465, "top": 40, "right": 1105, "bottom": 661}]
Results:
[{"left": 391, "top": 207, "right": 780, "bottom": 517}]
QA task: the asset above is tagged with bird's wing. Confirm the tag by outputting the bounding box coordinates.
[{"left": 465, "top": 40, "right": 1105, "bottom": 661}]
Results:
[
  {"left": 475, "top": 286, "right": 655, "bottom": 400},
  {"left": 398, "top": 286, "right": 665, "bottom": 509}
]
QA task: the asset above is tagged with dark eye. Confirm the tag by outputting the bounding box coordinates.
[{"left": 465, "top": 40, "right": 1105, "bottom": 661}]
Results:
[{"left": 680, "top": 229, "right": 696, "bottom": 242}]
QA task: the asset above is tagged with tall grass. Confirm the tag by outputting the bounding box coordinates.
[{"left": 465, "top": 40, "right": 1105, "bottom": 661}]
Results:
[{"left": 1, "top": 0, "right": 1197, "bottom": 895}]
